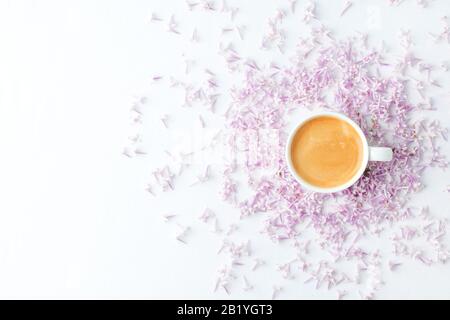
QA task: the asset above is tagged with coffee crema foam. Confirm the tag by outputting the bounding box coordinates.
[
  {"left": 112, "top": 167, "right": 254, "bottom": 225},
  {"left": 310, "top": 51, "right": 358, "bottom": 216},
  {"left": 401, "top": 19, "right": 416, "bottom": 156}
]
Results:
[{"left": 290, "top": 116, "right": 364, "bottom": 188}]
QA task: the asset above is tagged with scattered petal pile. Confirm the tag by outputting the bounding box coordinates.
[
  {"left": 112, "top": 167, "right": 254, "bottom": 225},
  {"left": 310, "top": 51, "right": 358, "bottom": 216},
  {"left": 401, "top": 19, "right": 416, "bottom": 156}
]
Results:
[{"left": 125, "top": 0, "right": 449, "bottom": 299}]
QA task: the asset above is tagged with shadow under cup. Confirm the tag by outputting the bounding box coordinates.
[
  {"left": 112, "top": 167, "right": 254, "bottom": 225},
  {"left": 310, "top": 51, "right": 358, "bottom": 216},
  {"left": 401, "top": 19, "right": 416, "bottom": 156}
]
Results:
[{"left": 289, "top": 115, "right": 364, "bottom": 190}]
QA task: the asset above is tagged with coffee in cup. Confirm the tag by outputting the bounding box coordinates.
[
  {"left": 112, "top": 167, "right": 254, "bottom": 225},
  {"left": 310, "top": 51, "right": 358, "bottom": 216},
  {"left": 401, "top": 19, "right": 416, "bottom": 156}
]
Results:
[{"left": 286, "top": 112, "right": 393, "bottom": 193}]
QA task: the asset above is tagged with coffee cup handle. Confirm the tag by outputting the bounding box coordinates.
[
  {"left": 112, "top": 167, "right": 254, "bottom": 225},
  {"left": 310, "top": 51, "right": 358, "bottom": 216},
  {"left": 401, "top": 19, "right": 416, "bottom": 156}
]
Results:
[{"left": 369, "top": 147, "right": 393, "bottom": 162}]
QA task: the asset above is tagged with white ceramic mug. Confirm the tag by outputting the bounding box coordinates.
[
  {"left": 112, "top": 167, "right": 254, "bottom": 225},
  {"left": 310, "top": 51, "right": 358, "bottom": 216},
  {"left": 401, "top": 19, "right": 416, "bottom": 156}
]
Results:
[{"left": 286, "top": 112, "right": 393, "bottom": 193}]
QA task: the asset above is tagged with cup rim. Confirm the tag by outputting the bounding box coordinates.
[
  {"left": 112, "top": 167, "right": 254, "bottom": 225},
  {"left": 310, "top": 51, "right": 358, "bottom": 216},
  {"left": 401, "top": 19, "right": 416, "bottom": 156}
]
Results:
[{"left": 285, "top": 111, "right": 369, "bottom": 193}]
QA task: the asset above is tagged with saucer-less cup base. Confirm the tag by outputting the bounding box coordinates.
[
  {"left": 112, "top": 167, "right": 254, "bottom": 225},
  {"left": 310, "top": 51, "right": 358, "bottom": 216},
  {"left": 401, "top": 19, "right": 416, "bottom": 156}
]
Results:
[{"left": 286, "top": 112, "right": 393, "bottom": 193}]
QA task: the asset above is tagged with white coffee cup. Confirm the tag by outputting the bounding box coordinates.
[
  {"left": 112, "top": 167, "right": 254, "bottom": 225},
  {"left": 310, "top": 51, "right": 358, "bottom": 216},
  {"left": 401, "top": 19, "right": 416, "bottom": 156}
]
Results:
[{"left": 286, "top": 112, "right": 393, "bottom": 193}]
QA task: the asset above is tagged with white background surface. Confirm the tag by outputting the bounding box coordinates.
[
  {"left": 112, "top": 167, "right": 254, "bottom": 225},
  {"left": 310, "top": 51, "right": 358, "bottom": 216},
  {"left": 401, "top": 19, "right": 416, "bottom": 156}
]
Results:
[{"left": 0, "top": 0, "right": 449, "bottom": 299}]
